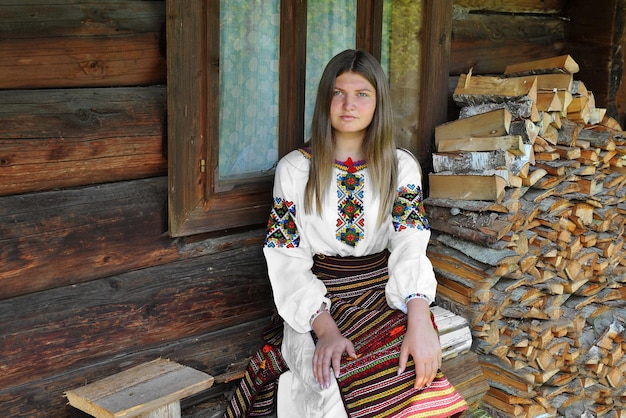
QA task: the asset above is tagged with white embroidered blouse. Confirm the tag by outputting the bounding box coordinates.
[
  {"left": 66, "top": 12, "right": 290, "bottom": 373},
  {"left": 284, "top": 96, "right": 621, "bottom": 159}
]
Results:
[{"left": 263, "top": 148, "right": 437, "bottom": 334}]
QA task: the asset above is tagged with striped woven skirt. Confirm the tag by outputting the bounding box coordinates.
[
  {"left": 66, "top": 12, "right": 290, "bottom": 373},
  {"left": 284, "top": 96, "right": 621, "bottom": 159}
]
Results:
[
  {"left": 224, "top": 250, "right": 468, "bottom": 418},
  {"left": 312, "top": 250, "right": 468, "bottom": 418}
]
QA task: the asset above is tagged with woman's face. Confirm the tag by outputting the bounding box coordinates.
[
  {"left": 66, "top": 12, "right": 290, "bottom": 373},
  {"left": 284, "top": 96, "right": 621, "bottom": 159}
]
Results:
[{"left": 329, "top": 71, "right": 377, "bottom": 140}]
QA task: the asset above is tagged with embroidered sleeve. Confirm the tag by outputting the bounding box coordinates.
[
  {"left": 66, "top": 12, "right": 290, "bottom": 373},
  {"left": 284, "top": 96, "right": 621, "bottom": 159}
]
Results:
[
  {"left": 392, "top": 184, "right": 430, "bottom": 232},
  {"left": 385, "top": 150, "right": 437, "bottom": 313},
  {"left": 405, "top": 292, "right": 432, "bottom": 305},
  {"left": 265, "top": 198, "right": 300, "bottom": 248},
  {"left": 262, "top": 151, "right": 331, "bottom": 333}
]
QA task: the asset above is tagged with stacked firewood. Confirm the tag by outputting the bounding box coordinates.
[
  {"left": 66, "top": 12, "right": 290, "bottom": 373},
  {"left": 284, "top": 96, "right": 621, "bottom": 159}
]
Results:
[{"left": 426, "top": 55, "right": 626, "bottom": 417}]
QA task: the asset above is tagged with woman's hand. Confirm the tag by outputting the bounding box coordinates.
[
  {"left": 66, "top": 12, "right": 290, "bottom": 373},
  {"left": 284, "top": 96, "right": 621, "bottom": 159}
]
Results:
[
  {"left": 311, "top": 311, "right": 356, "bottom": 389},
  {"left": 397, "top": 298, "right": 441, "bottom": 389}
]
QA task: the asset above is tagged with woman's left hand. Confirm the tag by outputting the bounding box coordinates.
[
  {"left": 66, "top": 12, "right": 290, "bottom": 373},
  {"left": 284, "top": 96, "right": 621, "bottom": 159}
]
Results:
[{"left": 397, "top": 298, "right": 442, "bottom": 390}]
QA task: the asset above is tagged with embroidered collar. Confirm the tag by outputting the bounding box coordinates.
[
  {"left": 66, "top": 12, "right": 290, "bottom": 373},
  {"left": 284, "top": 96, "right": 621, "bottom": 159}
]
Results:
[
  {"left": 297, "top": 148, "right": 367, "bottom": 173},
  {"left": 336, "top": 156, "right": 367, "bottom": 173}
]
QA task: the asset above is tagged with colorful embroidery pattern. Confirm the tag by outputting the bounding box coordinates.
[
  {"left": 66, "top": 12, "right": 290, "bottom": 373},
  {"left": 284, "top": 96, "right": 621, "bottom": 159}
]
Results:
[
  {"left": 337, "top": 171, "right": 365, "bottom": 246},
  {"left": 392, "top": 184, "right": 430, "bottom": 232},
  {"left": 265, "top": 198, "right": 300, "bottom": 248},
  {"left": 335, "top": 156, "right": 367, "bottom": 173}
]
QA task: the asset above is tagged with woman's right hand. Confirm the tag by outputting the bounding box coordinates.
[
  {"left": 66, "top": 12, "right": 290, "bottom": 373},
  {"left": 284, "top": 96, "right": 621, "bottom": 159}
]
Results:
[{"left": 311, "top": 311, "right": 356, "bottom": 389}]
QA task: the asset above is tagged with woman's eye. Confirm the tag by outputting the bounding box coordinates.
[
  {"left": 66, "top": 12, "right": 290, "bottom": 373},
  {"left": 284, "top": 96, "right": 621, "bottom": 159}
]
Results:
[{"left": 333, "top": 90, "right": 343, "bottom": 96}]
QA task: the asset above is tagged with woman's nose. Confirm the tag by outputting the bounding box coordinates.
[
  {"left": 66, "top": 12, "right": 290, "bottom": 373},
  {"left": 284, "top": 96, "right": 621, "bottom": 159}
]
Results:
[{"left": 343, "top": 96, "right": 355, "bottom": 109}]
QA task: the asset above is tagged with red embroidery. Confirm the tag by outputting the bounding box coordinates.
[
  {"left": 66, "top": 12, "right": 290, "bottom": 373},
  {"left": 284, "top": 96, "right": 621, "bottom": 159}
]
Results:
[{"left": 390, "top": 325, "right": 406, "bottom": 337}]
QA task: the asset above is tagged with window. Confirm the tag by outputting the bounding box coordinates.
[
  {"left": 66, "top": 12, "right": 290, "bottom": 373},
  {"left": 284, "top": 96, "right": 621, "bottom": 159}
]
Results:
[
  {"left": 167, "top": 0, "right": 450, "bottom": 237},
  {"left": 167, "top": 0, "right": 385, "bottom": 237}
]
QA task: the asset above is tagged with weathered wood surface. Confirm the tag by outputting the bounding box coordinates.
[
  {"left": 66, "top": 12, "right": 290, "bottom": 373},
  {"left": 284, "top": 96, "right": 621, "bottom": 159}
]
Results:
[
  {"left": 66, "top": 359, "right": 214, "bottom": 418},
  {"left": 0, "top": 87, "right": 167, "bottom": 196},
  {"left": 0, "top": 177, "right": 270, "bottom": 300},
  {"left": 0, "top": 1, "right": 166, "bottom": 89},
  {"left": 449, "top": 12, "right": 567, "bottom": 74},
  {"left": 1, "top": 225, "right": 271, "bottom": 389},
  {"left": 0, "top": 177, "right": 174, "bottom": 299},
  {"left": 0, "top": 318, "right": 270, "bottom": 418},
  {"left": 563, "top": 0, "right": 619, "bottom": 115},
  {"left": 453, "top": 0, "right": 567, "bottom": 13}
]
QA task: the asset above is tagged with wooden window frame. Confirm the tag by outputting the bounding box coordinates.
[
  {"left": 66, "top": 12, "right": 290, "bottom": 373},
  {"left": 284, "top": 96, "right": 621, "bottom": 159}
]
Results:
[{"left": 166, "top": 0, "right": 450, "bottom": 237}]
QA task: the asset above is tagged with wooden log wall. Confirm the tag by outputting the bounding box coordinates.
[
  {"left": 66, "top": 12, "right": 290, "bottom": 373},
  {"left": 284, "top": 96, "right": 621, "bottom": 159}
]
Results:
[{"left": 0, "top": 2, "right": 272, "bottom": 417}]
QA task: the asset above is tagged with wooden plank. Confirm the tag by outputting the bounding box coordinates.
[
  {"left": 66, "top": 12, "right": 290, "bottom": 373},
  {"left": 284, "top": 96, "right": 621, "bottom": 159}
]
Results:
[
  {"left": 440, "top": 350, "right": 490, "bottom": 404},
  {"left": 0, "top": 87, "right": 167, "bottom": 196},
  {"left": 0, "top": 177, "right": 174, "bottom": 299},
  {"left": 66, "top": 359, "right": 213, "bottom": 418},
  {"left": 0, "top": 1, "right": 166, "bottom": 89}
]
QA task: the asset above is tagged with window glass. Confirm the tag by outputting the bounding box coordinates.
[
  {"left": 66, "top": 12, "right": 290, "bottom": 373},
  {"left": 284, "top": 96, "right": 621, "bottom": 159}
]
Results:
[
  {"left": 304, "top": 0, "right": 357, "bottom": 140},
  {"left": 381, "top": 0, "right": 391, "bottom": 73},
  {"left": 219, "top": 0, "right": 281, "bottom": 179},
  {"left": 217, "top": 0, "right": 391, "bottom": 178}
]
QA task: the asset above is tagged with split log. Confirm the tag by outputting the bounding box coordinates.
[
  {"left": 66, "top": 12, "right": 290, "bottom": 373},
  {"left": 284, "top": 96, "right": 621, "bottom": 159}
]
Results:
[
  {"left": 459, "top": 99, "right": 534, "bottom": 120},
  {"left": 432, "top": 150, "right": 529, "bottom": 176},
  {"left": 435, "top": 108, "right": 512, "bottom": 146},
  {"left": 503, "top": 54, "right": 580, "bottom": 76},
  {"left": 428, "top": 172, "right": 508, "bottom": 201},
  {"left": 453, "top": 73, "right": 538, "bottom": 106},
  {"left": 436, "top": 135, "right": 525, "bottom": 154}
]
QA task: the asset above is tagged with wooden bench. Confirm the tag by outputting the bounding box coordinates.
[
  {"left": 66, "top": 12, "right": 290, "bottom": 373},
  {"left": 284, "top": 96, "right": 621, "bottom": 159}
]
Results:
[{"left": 65, "top": 358, "right": 214, "bottom": 418}]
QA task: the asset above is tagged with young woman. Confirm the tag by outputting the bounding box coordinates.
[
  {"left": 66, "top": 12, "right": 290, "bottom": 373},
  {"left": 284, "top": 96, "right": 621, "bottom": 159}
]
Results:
[{"left": 226, "top": 49, "right": 467, "bottom": 418}]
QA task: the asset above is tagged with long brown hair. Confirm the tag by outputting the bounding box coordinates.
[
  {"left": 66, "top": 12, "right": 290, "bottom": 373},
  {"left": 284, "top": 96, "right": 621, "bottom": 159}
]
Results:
[{"left": 304, "top": 49, "right": 397, "bottom": 227}]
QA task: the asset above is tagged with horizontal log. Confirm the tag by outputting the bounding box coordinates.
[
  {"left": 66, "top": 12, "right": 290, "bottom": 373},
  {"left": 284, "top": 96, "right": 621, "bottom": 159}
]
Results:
[
  {"left": 0, "top": 87, "right": 167, "bottom": 196},
  {"left": 0, "top": 245, "right": 272, "bottom": 390},
  {"left": 0, "top": 1, "right": 166, "bottom": 89},
  {"left": 0, "top": 177, "right": 173, "bottom": 299},
  {"left": 450, "top": 14, "right": 567, "bottom": 74},
  {"left": 0, "top": 176, "right": 268, "bottom": 299},
  {"left": 453, "top": 0, "right": 566, "bottom": 14}
]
